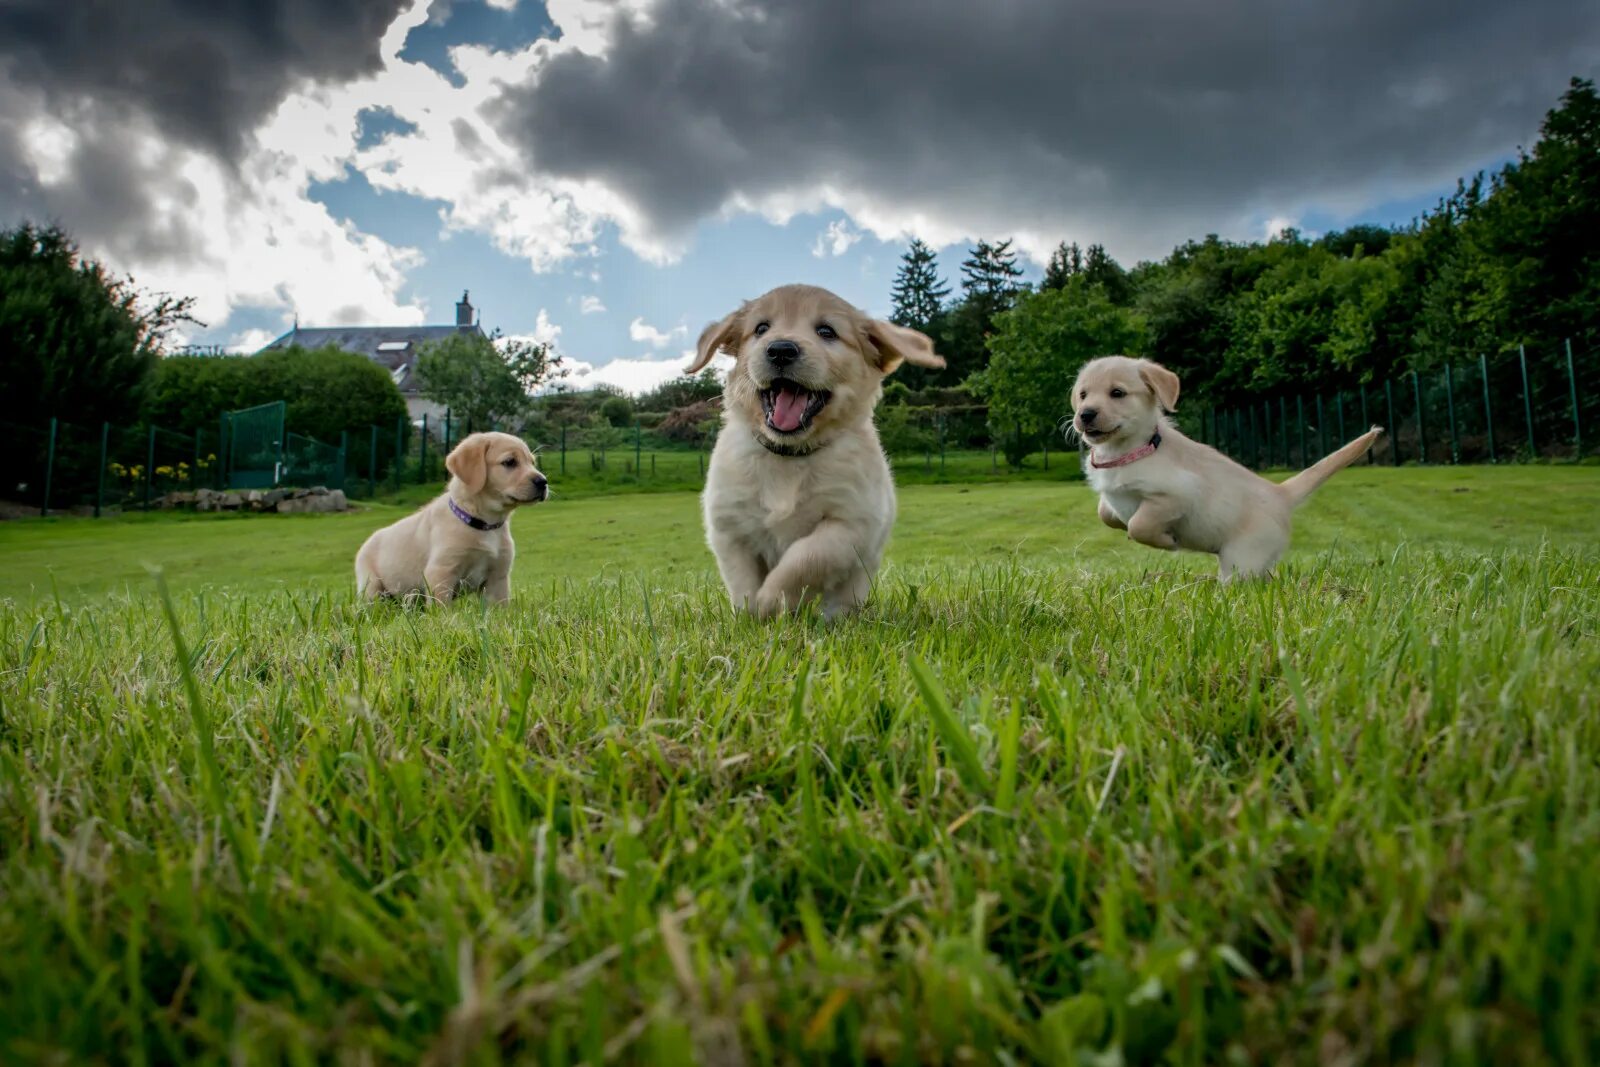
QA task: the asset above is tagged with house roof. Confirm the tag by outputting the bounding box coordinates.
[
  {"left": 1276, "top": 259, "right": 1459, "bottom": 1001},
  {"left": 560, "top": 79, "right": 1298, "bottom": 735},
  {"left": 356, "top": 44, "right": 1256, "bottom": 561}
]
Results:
[{"left": 258, "top": 324, "right": 483, "bottom": 395}]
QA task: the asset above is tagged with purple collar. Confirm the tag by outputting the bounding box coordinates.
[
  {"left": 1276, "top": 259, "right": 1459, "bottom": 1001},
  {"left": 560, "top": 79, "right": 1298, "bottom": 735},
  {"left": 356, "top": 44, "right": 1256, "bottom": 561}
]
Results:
[{"left": 448, "top": 497, "right": 504, "bottom": 530}]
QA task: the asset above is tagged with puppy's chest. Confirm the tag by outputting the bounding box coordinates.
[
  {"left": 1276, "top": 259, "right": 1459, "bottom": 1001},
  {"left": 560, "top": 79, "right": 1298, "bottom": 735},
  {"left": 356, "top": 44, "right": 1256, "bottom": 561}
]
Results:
[{"left": 718, "top": 469, "right": 856, "bottom": 555}]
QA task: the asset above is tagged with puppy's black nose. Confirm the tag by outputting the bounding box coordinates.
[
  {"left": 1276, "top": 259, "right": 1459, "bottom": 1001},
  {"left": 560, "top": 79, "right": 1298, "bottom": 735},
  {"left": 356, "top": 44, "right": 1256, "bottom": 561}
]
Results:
[
  {"left": 1079, "top": 407, "right": 1099, "bottom": 425},
  {"left": 531, "top": 473, "right": 548, "bottom": 499},
  {"left": 766, "top": 339, "right": 800, "bottom": 367}
]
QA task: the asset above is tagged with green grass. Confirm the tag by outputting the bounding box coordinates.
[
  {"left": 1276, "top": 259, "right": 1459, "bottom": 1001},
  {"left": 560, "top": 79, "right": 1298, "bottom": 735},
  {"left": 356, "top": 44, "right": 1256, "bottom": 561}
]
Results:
[{"left": 1, "top": 466, "right": 1597, "bottom": 1063}]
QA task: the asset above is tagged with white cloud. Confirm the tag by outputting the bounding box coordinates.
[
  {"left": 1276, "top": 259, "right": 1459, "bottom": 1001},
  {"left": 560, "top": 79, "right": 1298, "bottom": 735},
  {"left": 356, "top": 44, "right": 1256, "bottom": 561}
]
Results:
[
  {"left": 628, "top": 316, "right": 687, "bottom": 349},
  {"left": 227, "top": 327, "right": 281, "bottom": 353},
  {"left": 579, "top": 294, "right": 606, "bottom": 314},
  {"left": 560, "top": 352, "right": 723, "bottom": 396},
  {"left": 811, "top": 218, "right": 862, "bottom": 258},
  {"left": 1263, "top": 215, "right": 1299, "bottom": 241}
]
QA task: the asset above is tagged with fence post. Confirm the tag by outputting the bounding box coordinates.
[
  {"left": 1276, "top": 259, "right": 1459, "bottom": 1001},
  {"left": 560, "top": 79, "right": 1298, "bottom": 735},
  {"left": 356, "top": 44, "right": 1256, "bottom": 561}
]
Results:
[
  {"left": 1261, "top": 402, "right": 1272, "bottom": 468},
  {"left": 1478, "top": 354, "right": 1495, "bottom": 463},
  {"left": 420, "top": 413, "right": 430, "bottom": 483},
  {"left": 444, "top": 410, "right": 452, "bottom": 453},
  {"left": 338, "top": 431, "right": 349, "bottom": 492},
  {"left": 1412, "top": 371, "right": 1426, "bottom": 464},
  {"left": 1247, "top": 406, "right": 1259, "bottom": 469},
  {"left": 1335, "top": 392, "right": 1346, "bottom": 443},
  {"left": 394, "top": 416, "right": 404, "bottom": 491},
  {"left": 1444, "top": 364, "right": 1459, "bottom": 464},
  {"left": 1565, "top": 338, "right": 1582, "bottom": 458},
  {"left": 635, "top": 421, "right": 642, "bottom": 476},
  {"left": 145, "top": 424, "right": 156, "bottom": 510},
  {"left": 369, "top": 425, "right": 378, "bottom": 497},
  {"left": 1518, "top": 344, "right": 1536, "bottom": 459},
  {"left": 1384, "top": 380, "right": 1398, "bottom": 465},
  {"left": 41, "top": 416, "right": 57, "bottom": 517},
  {"left": 1277, "top": 397, "right": 1287, "bottom": 467},
  {"left": 1296, "top": 396, "right": 1307, "bottom": 467},
  {"left": 193, "top": 428, "right": 202, "bottom": 489},
  {"left": 939, "top": 415, "right": 946, "bottom": 475},
  {"left": 95, "top": 421, "right": 109, "bottom": 518},
  {"left": 698, "top": 450, "right": 704, "bottom": 479},
  {"left": 1316, "top": 395, "right": 1327, "bottom": 458},
  {"left": 1358, "top": 388, "right": 1371, "bottom": 462},
  {"left": 560, "top": 424, "right": 568, "bottom": 476}
]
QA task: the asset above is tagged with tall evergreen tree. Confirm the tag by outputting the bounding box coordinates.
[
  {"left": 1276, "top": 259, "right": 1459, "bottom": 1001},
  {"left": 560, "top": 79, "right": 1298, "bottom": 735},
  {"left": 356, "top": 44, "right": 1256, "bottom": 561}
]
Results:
[
  {"left": 1043, "top": 241, "right": 1084, "bottom": 290},
  {"left": 889, "top": 238, "right": 950, "bottom": 333},
  {"left": 960, "top": 239, "right": 1025, "bottom": 303},
  {"left": 1082, "top": 243, "right": 1132, "bottom": 304}
]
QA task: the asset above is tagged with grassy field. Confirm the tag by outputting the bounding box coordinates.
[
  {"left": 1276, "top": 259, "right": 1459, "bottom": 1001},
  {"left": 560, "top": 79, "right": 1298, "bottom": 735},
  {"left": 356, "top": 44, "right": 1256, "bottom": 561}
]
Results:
[{"left": 1, "top": 467, "right": 1597, "bottom": 1063}]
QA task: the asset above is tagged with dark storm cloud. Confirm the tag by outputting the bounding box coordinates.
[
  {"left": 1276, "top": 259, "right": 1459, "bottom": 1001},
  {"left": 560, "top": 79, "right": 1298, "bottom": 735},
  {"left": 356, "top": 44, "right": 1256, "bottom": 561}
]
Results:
[
  {"left": 0, "top": 0, "right": 409, "bottom": 160},
  {"left": 498, "top": 0, "right": 1600, "bottom": 255}
]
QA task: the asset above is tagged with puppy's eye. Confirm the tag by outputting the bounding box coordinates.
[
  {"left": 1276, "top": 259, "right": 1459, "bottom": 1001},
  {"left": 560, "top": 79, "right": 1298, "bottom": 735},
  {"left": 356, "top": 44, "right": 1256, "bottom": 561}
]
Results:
[
  {"left": 501, "top": 457, "right": 518, "bottom": 468},
  {"left": 1079, "top": 390, "right": 1088, "bottom": 400},
  {"left": 1110, "top": 388, "right": 1126, "bottom": 399},
  {"left": 754, "top": 322, "right": 770, "bottom": 337},
  {"left": 816, "top": 323, "right": 837, "bottom": 340}
]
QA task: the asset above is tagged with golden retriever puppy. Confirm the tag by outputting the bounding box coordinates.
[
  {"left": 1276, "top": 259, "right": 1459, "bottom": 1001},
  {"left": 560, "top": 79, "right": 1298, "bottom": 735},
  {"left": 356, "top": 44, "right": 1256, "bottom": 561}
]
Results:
[
  {"left": 1072, "top": 355, "right": 1381, "bottom": 580},
  {"left": 687, "top": 284, "right": 944, "bottom": 618},
  {"left": 355, "top": 431, "right": 547, "bottom": 603}
]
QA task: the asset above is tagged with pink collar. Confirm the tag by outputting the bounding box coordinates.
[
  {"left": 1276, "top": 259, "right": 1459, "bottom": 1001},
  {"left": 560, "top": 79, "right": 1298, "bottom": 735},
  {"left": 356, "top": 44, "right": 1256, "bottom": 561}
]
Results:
[{"left": 1090, "top": 431, "right": 1162, "bottom": 469}]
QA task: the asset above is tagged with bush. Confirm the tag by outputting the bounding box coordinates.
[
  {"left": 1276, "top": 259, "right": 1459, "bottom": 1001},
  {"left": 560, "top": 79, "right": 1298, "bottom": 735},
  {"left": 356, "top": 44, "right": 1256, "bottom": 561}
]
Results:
[
  {"left": 600, "top": 394, "right": 635, "bottom": 428},
  {"left": 146, "top": 345, "right": 408, "bottom": 443}
]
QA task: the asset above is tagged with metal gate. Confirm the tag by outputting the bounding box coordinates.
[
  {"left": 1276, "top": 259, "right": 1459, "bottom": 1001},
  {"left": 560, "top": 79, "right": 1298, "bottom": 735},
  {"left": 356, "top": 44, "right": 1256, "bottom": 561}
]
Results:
[{"left": 222, "top": 401, "right": 285, "bottom": 489}]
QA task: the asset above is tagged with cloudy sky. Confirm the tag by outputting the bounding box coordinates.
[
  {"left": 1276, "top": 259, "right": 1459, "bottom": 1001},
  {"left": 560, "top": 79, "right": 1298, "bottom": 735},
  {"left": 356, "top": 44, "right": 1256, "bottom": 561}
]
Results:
[{"left": 2, "top": 0, "right": 1595, "bottom": 392}]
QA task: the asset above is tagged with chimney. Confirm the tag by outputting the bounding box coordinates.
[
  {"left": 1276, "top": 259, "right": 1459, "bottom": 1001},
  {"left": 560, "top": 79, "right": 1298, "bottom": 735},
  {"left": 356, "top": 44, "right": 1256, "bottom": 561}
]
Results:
[{"left": 456, "top": 289, "right": 474, "bottom": 329}]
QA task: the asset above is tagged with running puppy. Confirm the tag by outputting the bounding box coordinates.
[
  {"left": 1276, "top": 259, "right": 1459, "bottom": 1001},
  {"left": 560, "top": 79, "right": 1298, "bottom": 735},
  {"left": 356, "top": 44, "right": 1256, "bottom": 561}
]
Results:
[
  {"left": 1073, "top": 355, "right": 1381, "bottom": 580},
  {"left": 355, "top": 431, "right": 547, "bottom": 603},
  {"left": 688, "top": 284, "right": 945, "bottom": 618}
]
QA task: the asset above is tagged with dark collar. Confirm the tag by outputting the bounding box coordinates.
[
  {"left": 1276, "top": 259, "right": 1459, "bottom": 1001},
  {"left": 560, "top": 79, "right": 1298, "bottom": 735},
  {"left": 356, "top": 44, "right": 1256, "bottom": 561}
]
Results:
[
  {"left": 754, "top": 430, "right": 827, "bottom": 458},
  {"left": 1089, "top": 430, "right": 1162, "bottom": 470},
  {"left": 448, "top": 497, "right": 504, "bottom": 530}
]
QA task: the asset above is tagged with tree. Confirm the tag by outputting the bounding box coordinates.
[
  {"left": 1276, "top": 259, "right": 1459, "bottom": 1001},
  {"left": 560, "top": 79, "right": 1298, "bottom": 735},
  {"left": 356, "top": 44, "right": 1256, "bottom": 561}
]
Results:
[
  {"left": 1464, "top": 77, "right": 1600, "bottom": 354},
  {"left": 415, "top": 332, "right": 558, "bottom": 428},
  {"left": 1082, "top": 244, "right": 1132, "bottom": 305},
  {"left": 960, "top": 239, "right": 1025, "bottom": 306},
  {"left": 1043, "top": 242, "right": 1084, "bottom": 290},
  {"left": 889, "top": 238, "right": 950, "bottom": 333},
  {"left": 0, "top": 222, "right": 198, "bottom": 428},
  {"left": 980, "top": 278, "right": 1147, "bottom": 462},
  {"left": 634, "top": 370, "right": 723, "bottom": 413}
]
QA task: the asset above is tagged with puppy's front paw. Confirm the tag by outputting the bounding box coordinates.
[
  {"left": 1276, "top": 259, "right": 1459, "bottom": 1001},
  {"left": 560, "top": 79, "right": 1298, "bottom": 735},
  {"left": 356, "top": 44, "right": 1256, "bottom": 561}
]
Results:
[{"left": 753, "top": 588, "right": 789, "bottom": 620}]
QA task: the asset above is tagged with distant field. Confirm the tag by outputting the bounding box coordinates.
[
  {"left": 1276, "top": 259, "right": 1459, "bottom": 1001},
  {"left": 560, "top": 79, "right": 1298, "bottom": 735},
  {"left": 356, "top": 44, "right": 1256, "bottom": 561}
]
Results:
[{"left": 1, "top": 467, "right": 1597, "bottom": 1062}]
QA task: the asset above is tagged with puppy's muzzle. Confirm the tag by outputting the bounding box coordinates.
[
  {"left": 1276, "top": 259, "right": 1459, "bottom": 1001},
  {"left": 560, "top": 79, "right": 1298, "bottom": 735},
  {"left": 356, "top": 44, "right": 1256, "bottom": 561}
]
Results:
[{"left": 520, "top": 473, "right": 548, "bottom": 503}]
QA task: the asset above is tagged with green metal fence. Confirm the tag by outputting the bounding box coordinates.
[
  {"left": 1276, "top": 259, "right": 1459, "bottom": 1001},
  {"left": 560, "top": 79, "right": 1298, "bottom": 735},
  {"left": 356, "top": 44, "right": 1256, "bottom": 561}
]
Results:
[{"left": 1190, "top": 338, "right": 1597, "bottom": 469}]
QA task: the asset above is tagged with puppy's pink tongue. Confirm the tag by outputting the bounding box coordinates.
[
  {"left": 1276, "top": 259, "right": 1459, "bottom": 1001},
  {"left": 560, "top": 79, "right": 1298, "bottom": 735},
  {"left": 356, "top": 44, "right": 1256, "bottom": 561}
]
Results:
[{"left": 770, "top": 387, "right": 809, "bottom": 432}]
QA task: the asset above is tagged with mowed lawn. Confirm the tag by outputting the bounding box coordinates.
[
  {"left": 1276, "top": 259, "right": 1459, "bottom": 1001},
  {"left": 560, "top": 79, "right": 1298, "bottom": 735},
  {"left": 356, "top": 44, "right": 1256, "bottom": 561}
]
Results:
[
  {"left": 1, "top": 465, "right": 1596, "bottom": 599},
  {"left": 1, "top": 467, "right": 1598, "bottom": 1063}
]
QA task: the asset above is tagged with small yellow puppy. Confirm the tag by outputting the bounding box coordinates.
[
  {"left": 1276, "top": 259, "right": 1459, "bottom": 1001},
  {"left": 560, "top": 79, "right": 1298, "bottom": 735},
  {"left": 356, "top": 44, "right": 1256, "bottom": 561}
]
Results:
[
  {"left": 1072, "top": 355, "right": 1381, "bottom": 580},
  {"left": 688, "top": 284, "right": 944, "bottom": 618},
  {"left": 355, "top": 431, "right": 547, "bottom": 603}
]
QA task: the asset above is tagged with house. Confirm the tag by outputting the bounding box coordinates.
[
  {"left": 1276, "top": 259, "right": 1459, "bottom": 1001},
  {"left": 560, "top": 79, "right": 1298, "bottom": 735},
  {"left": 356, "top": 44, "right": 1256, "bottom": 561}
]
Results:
[{"left": 257, "top": 291, "right": 484, "bottom": 422}]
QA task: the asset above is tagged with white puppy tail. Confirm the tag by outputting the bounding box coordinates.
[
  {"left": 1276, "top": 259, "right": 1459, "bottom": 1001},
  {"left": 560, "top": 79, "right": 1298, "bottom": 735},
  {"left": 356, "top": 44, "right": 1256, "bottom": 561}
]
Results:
[{"left": 1276, "top": 425, "right": 1384, "bottom": 508}]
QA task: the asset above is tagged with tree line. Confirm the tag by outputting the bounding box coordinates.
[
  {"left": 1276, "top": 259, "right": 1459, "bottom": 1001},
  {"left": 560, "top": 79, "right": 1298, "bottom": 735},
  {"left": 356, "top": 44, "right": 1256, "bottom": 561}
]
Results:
[{"left": 890, "top": 77, "right": 1599, "bottom": 443}]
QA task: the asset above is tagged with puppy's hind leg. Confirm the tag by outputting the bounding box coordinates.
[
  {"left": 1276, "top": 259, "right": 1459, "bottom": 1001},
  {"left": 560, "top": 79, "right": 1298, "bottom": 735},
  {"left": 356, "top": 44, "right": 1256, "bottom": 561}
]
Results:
[{"left": 1217, "top": 521, "right": 1289, "bottom": 582}]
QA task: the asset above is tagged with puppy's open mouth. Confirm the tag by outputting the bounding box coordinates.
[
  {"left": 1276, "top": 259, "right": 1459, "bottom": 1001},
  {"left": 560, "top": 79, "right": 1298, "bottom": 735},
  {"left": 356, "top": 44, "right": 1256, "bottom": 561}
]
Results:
[
  {"left": 760, "top": 379, "right": 830, "bottom": 435},
  {"left": 1080, "top": 425, "right": 1115, "bottom": 442}
]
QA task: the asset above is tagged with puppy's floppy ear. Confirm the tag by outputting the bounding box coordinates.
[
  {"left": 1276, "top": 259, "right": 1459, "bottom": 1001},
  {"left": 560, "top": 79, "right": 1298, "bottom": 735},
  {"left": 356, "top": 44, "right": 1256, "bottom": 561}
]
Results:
[
  {"left": 446, "top": 433, "right": 490, "bottom": 494},
  {"left": 687, "top": 308, "right": 742, "bottom": 373},
  {"left": 1139, "top": 360, "right": 1181, "bottom": 412},
  {"left": 863, "top": 320, "right": 945, "bottom": 375}
]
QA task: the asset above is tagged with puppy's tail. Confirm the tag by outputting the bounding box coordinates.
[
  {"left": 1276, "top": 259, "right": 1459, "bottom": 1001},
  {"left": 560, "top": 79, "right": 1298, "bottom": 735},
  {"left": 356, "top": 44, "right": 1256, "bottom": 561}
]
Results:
[{"left": 1276, "top": 425, "right": 1384, "bottom": 508}]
